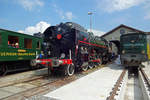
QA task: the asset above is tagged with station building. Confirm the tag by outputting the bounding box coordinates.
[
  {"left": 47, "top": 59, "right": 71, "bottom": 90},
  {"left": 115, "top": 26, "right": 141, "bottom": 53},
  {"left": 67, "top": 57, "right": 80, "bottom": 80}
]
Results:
[{"left": 101, "top": 24, "right": 145, "bottom": 54}]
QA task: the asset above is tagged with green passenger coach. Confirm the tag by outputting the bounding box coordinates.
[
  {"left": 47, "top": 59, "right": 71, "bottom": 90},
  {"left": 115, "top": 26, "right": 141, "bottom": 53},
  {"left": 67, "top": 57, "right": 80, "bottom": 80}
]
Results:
[
  {"left": 120, "top": 32, "right": 150, "bottom": 67},
  {"left": 0, "top": 28, "right": 43, "bottom": 75}
]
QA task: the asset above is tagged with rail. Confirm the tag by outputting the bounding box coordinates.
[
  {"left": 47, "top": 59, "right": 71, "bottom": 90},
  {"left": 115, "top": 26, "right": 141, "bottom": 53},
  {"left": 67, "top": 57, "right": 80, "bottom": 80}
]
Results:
[
  {"left": 140, "top": 68, "right": 150, "bottom": 89},
  {"left": 107, "top": 69, "right": 127, "bottom": 100}
]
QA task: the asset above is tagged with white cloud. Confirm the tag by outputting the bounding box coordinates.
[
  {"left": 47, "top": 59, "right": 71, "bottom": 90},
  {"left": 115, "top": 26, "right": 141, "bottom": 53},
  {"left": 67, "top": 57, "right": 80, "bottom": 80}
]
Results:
[
  {"left": 65, "top": 12, "right": 73, "bottom": 20},
  {"left": 53, "top": 4, "right": 74, "bottom": 20},
  {"left": 144, "top": 2, "right": 150, "bottom": 20},
  {"left": 97, "top": 0, "right": 146, "bottom": 12},
  {"left": 17, "top": 0, "right": 44, "bottom": 11},
  {"left": 18, "top": 30, "right": 24, "bottom": 33},
  {"left": 18, "top": 21, "right": 50, "bottom": 35},
  {"left": 144, "top": 14, "right": 150, "bottom": 19},
  {"left": 88, "top": 29, "right": 105, "bottom": 36},
  {"left": 53, "top": 4, "right": 65, "bottom": 19}
]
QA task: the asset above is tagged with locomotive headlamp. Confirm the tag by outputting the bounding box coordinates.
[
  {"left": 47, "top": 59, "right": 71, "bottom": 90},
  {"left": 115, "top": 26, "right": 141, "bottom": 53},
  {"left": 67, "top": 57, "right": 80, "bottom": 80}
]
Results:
[
  {"left": 142, "top": 50, "right": 145, "bottom": 54},
  {"left": 60, "top": 53, "right": 65, "bottom": 58},
  {"left": 122, "top": 50, "right": 125, "bottom": 54}
]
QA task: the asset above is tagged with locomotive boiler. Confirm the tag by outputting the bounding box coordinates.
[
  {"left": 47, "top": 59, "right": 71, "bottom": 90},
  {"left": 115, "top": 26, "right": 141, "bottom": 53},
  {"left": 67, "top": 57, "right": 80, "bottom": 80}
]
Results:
[{"left": 36, "top": 22, "right": 111, "bottom": 76}]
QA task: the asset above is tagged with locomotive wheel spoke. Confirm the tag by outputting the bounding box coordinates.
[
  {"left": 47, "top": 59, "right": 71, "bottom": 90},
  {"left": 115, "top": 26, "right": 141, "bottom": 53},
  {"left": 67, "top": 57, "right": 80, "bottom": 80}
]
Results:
[
  {"left": 63, "top": 64, "right": 75, "bottom": 76},
  {"left": 88, "top": 65, "right": 94, "bottom": 69},
  {"left": 82, "top": 65, "right": 88, "bottom": 71},
  {"left": 88, "top": 63, "right": 94, "bottom": 69}
]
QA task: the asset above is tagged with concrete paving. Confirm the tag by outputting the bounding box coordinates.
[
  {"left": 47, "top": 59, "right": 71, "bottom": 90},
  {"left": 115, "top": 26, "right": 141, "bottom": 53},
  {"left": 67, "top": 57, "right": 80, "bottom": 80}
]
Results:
[
  {"left": 44, "top": 63, "right": 123, "bottom": 100},
  {"left": 124, "top": 77, "right": 143, "bottom": 100},
  {"left": 142, "top": 62, "right": 150, "bottom": 80}
]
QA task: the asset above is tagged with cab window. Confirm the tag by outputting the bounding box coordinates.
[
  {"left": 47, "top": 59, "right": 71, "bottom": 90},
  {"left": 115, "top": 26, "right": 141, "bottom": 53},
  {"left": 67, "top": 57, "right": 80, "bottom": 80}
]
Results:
[
  {"left": 8, "top": 35, "right": 19, "bottom": 48},
  {"left": 24, "top": 38, "right": 32, "bottom": 49},
  {"left": 36, "top": 41, "right": 40, "bottom": 49}
]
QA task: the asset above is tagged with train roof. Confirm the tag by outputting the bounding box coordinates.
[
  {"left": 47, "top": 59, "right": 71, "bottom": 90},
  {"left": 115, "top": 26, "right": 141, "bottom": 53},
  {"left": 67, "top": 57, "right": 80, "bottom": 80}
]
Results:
[
  {"left": 121, "top": 32, "right": 147, "bottom": 37},
  {"left": 0, "top": 28, "right": 42, "bottom": 39},
  {"left": 60, "top": 22, "right": 87, "bottom": 33}
]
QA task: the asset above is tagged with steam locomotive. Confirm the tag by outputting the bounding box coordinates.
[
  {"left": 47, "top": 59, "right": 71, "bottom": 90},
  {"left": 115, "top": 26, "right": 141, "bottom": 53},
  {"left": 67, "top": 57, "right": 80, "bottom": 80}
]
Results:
[{"left": 36, "top": 22, "right": 112, "bottom": 76}]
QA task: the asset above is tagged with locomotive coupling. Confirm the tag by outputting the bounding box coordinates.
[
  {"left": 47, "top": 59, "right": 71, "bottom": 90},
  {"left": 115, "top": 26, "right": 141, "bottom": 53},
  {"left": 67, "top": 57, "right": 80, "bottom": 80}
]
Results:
[
  {"left": 35, "top": 59, "right": 42, "bottom": 63},
  {"left": 35, "top": 59, "right": 52, "bottom": 66},
  {"left": 52, "top": 59, "right": 72, "bottom": 67},
  {"left": 34, "top": 58, "right": 72, "bottom": 67}
]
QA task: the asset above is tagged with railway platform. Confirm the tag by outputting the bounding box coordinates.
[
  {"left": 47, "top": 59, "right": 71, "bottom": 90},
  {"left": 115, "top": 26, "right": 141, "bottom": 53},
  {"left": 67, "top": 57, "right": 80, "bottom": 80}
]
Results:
[{"left": 43, "top": 63, "right": 124, "bottom": 100}]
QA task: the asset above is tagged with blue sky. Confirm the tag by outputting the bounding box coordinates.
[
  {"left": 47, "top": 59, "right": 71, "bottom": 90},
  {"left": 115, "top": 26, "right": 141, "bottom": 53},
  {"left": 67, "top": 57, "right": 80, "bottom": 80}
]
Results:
[{"left": 0, "top": 0, "right": 150, "bottom": 36}]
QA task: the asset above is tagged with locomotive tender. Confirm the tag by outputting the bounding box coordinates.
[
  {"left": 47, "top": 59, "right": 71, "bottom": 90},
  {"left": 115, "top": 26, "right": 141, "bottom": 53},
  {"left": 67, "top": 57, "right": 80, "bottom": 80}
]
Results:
[
  {"left": 120, "top": 32, "right": 150, "bottom": 67},
  {"left": 0, "top": 29, "right": 43, "bottom": 75},
  {"left": 36, "top": 22, "right": 112, "bottom": 76}
]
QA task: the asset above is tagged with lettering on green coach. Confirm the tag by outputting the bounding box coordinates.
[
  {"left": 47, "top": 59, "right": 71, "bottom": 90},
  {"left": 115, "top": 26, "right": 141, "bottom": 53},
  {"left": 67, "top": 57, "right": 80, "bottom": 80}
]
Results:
[
  {"left": 18, "top": 49, "right": 26, "bottom": 52},
  {"left": 0, "top": 52, "right": 35, "bottom": 56}
]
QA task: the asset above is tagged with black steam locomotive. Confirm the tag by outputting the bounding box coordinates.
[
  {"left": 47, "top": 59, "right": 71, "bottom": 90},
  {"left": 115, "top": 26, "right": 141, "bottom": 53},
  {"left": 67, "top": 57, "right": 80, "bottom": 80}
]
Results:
[{"left": 36, "top": 22, "right": 112, "bottom": 76}]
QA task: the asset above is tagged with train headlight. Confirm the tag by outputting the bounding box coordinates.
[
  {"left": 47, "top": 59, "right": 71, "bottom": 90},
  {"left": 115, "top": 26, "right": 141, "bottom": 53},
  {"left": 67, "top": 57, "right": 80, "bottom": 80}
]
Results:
[
  {"left": 141, "top": 50, "right": 145, "bottom": 54},
  {"left": 122, "top": 50, "right": 125, "bottom": 54},
  {"left": 60, "top": 53, "right": 65, "bottom": 58}
]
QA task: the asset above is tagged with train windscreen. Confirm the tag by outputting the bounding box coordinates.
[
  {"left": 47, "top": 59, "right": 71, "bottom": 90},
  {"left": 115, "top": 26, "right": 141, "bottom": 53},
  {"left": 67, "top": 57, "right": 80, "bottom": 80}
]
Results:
[{"left": 121, "top": 34, "right": 146, "bottom": 53}]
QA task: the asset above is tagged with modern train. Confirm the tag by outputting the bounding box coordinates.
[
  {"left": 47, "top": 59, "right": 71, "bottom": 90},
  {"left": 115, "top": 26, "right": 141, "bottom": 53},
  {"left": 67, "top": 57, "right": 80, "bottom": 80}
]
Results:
[{"left": 120, "top": 32, "right": 150, "bottom": 67}]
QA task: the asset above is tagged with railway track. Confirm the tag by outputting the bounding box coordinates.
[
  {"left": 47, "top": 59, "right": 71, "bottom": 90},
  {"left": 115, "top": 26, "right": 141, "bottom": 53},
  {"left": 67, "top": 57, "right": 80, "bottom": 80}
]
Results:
[
  {"left": 107, "top": 68, "right": 150, "bottom": 100},
  {"left": 2, "top": 75, "right": 76, "bottom": 100},
  {"left": 0, "top": 68, "right": 48, "bottom": 88},
  {"left": 0, "top": 75, "right": 46, "bottom": 88},
  {"left": 0, "top": 64, "right": 105, "bottom": 100},
  {"left": 0, "top": 71, "right": 77, "bottom": 100}
]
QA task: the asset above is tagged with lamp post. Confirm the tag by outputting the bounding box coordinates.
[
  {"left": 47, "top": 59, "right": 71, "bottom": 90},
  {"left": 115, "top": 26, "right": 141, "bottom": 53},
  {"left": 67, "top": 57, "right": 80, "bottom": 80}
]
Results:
[{"left": 88, "top": 12, "right": 93, "bottom": 32}]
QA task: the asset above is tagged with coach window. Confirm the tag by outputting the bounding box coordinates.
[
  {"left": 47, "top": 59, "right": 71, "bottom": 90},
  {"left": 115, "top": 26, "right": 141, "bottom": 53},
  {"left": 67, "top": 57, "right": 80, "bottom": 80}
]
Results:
[
  {"left": 36, "top": 41, "right": 40, "bottom": 49},
  {"left": 8, "top": 35, "right": 19, "bottom": 48},
  {"left": 24, "top": 38, "right": 32, "bottom": 49}
]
